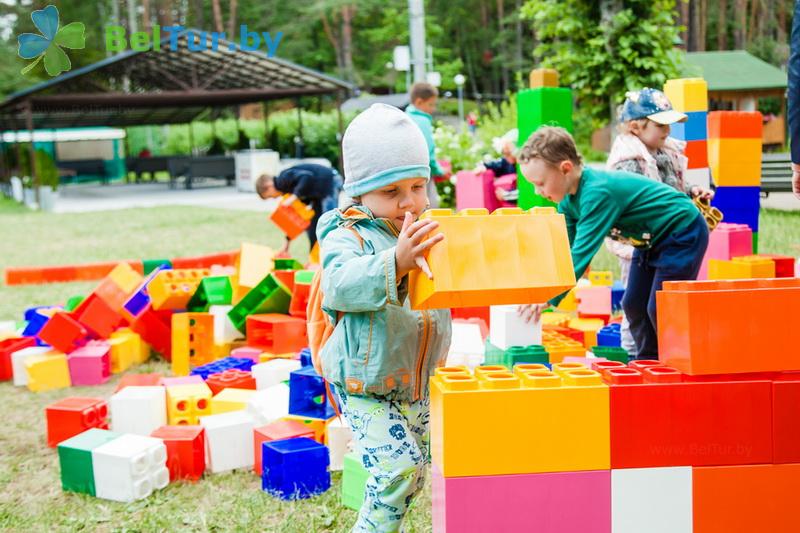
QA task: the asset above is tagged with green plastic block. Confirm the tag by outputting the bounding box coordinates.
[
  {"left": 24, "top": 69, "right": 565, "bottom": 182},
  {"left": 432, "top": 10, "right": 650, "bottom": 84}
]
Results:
[
  {"left": 294, "top": 270, "right": 315, "bottom": 284},
  {"left": 187, "top": 276, "right": 233, "bottom": 312},
  {"left": 274, "top": 258, "right": 304, "bottom": 271},
  {"left": 57, "top": 429, "right": 120, "bottom": 496},
  {"left": 342, "top": 452, "right": 369, "bottom": 511},
  {"left": 591, "top": 346, "right": 629, "bottom": 364},
  {"left": 143, "top": 259, "right": 172, "bottom": 275},
  {"left": 752, "top": 232, "right": 758, "bottom": 254},
  {"left": 64, "top": 295, "right": 85, "bottom": 312},
  {"left": 227, "top": 274, "right": 291, "bottom": 332},
  {"left": 484, "top": 340, "right": 505, "bottom": 366},
  {"left": 504, "top": 345, "right": 549, "bottom": 367}
]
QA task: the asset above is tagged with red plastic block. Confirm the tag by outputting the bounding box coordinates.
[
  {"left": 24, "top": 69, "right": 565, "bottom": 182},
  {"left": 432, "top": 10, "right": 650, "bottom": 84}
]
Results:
[
  {"left": 684, "top": 139, "right": 708, "bottom": 168},
  {"left": 245, "top": 314, "right": 308, "bottom": 353},
  {"left": 205, "top": 369, "right": 257, "bottom": 395},
  {"left": 45, "top": 397, "right": 108, "bottom": 447},
  {"left": 450, "top": 306, "right": 490, "bottom": 328},
  {"left": 130, "top": 306, "right": 171, "bottom": 359},
  {"left": 772, "top": 373, "right": 800, "bottom": 463},
  {"left": 272, "top": 270, "right": 295, "bottom": 294},
  {"left": 4, "top": 261, "right": 143, "bottom": 286},
  {"left": 73, "top": 294, "right": 124, "bottom": 339},
  {"left": 707, "top": 110, "right": 764, "bottom": 139},
  {"left": 151, "top": 425, "right": 206, "bottom": 481},
  {"left": 253, "top": 419, "right": 315, "bottom": 475},
  {"left": 115, "top": 373, "right": 164, "bottom": 392},
  {"left": 171, "top": 250, "right": 239, "bottom": 269},
  {"left": 605, "top": 365, "right": 773, "bottom": 468},
  {"left": 0, "top": 337, "right": 36, "bottom": 380},
  {"left": 759, "top": 254, "right": 795, "bottom": 278},
  {"left": 37, "top": 312, "right": 91, "bottom": 354},
  {"left": 289, "top": 280, "right": 311, "bottom": 320}
]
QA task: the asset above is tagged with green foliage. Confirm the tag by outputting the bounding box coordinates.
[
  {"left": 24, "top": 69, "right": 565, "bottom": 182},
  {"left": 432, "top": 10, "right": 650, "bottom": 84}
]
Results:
[
  {"left": 747, "top": 36, "right": 789, "bottom": 69},
  {"left": 475, "top": 96, "right": 517, "bottom": 155},
  {"left": 436, "top": 98, "right": 480, "bottom": 117},
  {"left": 34, "top": 149, "right": 59, "bottom": 190}
]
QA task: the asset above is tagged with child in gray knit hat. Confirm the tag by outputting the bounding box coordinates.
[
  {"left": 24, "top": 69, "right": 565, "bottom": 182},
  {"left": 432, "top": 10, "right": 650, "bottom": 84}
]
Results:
[{"left": 315, "top": 103, "right": 452, "bottom": 532}]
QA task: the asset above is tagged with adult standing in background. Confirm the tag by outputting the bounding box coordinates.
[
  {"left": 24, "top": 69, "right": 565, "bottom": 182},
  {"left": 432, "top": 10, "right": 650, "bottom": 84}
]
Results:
[{"left": 789, "top": 0, "right": 800, "bottom": 198}]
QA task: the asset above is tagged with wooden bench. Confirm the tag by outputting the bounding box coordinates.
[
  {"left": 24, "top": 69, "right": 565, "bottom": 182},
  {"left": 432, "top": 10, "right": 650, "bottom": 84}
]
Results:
[{"left": 761, "top": 152, "right": 792, "bottom": 196}]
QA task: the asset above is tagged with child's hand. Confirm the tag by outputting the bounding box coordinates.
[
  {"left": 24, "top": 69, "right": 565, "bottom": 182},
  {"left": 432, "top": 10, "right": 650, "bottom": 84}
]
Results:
[
  {"left": 282, "top": 194, "right": 299, "bottom": 207},
  {"left": 395, "top": 212, "right": 444, "bottom": 279},
  {"left": 517, "top": 303, "right": 548, "bottom": 324},
  {"left": 495, "top": 187, "right": 505, "bottom": 201},
  {"left": 690, "top": 187, "right": 713, "bottom": 200}
]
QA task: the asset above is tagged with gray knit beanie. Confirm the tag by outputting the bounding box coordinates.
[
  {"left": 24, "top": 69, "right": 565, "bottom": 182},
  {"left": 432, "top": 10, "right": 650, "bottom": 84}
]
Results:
[{"left": 342, "top": 103, "right": 430, "bottom": 197}]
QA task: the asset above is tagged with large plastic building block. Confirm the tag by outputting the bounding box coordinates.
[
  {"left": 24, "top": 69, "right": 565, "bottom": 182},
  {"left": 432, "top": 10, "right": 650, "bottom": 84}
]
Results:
[
  {"left": 58, "top": 428, "right": 120, "bottom": 495},
  {"left": 247, "top": 383, "right": 291, "bottom": 426},
  {"left": 541, "top": 330, "right": 585, "bottom": 362},
  {"left": 529, "top": 68, "right": 559, "bottom": 88},
  {"left": 25, "top": 352, "right": 71, "bottom": 392},
  {"left": 6, "top": 260, "right": 142, "bottom": 286},
  {"left": 160, "top": 375, "right": 204, "bottom": 387},
  {"left": 707, "top": 110, "right": 764, "bottom": 139},
  {"left": 200, "top": 410, "right": 255, "bottom": 473},
  {"left": 454, "top": 169, "right": 502, "bottom": 212},
  {"left": 326, "top": 417, "right": 352, "bottom": 471},
  {"left": 341, "top": 452, "right": 369, "bottom": 511},
  {"left": 272, "top": 269, "right": 295, "bottom": 294},
  {"left": 11, "top": 346, "right": 52, "bottom": 386},
  {"left": 591, "top": 346, "right": 629, "bottom": 363},
  {"left": 121, "top": 264, "right": 171, "bottom": 320},
  {"left": 187, "top": 276, "right": 233, "bottom": 312},
  {"left": 711, "top": 255, "right": 775, "bottom": 279},
  {"left": 92, "top": 433, "right": 169, "bottom": 502},
  {"left": 228, "top": 274, "right": 292, "bottom": 333},
  {"left": 262, "top": 437, "right": 330, "bottom": 500},
  {"left": 611, "top": 467, "right": 692, "bottom": 533},
  {"left": 171, "top": 250, "right": 238, "bottom": 270},
  {"left": 684, "top": 139, "right": 708, "bottom": 169},
  {"left": 772, "top": 374, "right": 800, "bottom": 463},
  {"left": 231, "top": 346, "right": 262, "bottom": 363},
  {"left": 115, "top": 373, "right": 163, "bottom": 392},
  {"left": 246, "top": 314, "right": 308, "bottom": 353},
  {"left": 252, "top": 359, "right": 302, "bottom": 389},
  {"left": 235, "top": 243, "right": 275, "bottom": 299},
  {"left": 759, "top": 254, "right": 795, "bottom": 278},
  {"left": 288, "top": 366, "right": 337, "bottom": 419},
  {"left": 166, "top": 382, "right": 212, "bottom": 425},
  {"left": 0, "top": 337, "right": 36, "bottom": 380},
  {"left": 568, "top": 317, "right": 605, "bottom": 348},
  {"left": 274, "top": 258, "right": 305, "bottom": 271},
  {"left": 575, "top": 286, "right": 612, "bottom": 318},
  {"left": 205, "top": 369, "right": 256, "bottom": 395},
  {"left": 588, "top": 270, "right": 613, "bottom": 286},
  {"left": 597, "top": 323, "right": 621, "bottom": 347},
  {"left": 663, "top": 78, "right": 708, "bottom": 112},
  {"left": 22, "top": 305, "right": 59, "bottom": 338},
  {"left": 37, "top": 312, "right": 91, "bottom": 354},
  {"left": 611, "top": 281, "right": 625, "bottom": 311},
  {"left": 669, "top": 110, "right": 708, "bottom": 141},
  {"left": 252, "top": 419, "right": 316, "bottom": 475},
  {"left": 489, "top": 305, "right": 541, "bottom": 350},
  {"left": 209, "top": 304, "right": 242, "bottom": 344},
  {"left": 693, "top": 463, "right": 800, "bottom": 533},
  {"left": 67, "top": 341, "right": 111, "bottom": 385},
  {"left": 288, "top": 270, "right": 314, "bottom": 319},
  {"left": 708, "top": 147, "right": 762, "bottom": 188},
  {"left": 604, "top": 365, "right": 772, "bottom": 468},
  {"left": 210, "top": 387, "right": 255, "bottom": 414},
  {"left": 171, "top": 312, "right": 215, "bottom": 376},
  {"left": 142, "top": 258, "right": 171, "bottom": 275},
  {"left": 94, "top": 263, "right": 144, "bottom": 312},
  {"left": 270, "top": 196, "right": 314, "bottom": 240},
  {"left": 72, "top": 293, "right": 123, "bottom": 339},
  {"left": 46, "top": 397, "right": 108, "bottom": 447},
  {"left": 432, "top": 465, "right": 611, "bottom": 533},
  {"left": 710, "top": 186, "right": 760, "bottom": 231},
  {"left": 110, "top": 327, "right": 147, "bottom": 368},
  {"left": 110, "top": 386, "right": 167, "bottom": 435},
  {"left": 657, "top": 278, "right": 800, "bottom": 374},
  {"left": 148, "top": 269, "right": 210, "bottom": 310},
  {"left": 446, "top": 320, "right": 486, "bottom": 368},
  {"left": 503, "top": 346, "right": 548, "bottom": 367},
  {"left": 430, "top": 366, "right": 609, "bottom": 477},
  {"left": 151, "top": 425, "right": 205, "bottom": 482},
  {"left": 190, "top": 356, "right": 254, "bottom": 380},
  {"left": 409, "top": 208, "right": 575, "bottom": 309},
  {"left": 698, "top": 222, "right": 753, "bottom": 279}
]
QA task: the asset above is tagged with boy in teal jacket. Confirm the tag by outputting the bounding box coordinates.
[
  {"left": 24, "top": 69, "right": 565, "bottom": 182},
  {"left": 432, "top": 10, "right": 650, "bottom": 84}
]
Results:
[{"left": 407, "top": 82, "right": 446, "bottom": 207}]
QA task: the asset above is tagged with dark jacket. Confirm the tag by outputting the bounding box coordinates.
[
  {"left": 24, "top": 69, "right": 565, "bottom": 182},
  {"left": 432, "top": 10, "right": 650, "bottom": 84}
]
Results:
[
  {"left": 484, "top": 157, "right": 517, "bottom": 177},
  {"left": 789, "top": 0, "right": 800, "bottom": 163},
  {"left": 273, "top": 163, "right": 335, "bottom": 203}
]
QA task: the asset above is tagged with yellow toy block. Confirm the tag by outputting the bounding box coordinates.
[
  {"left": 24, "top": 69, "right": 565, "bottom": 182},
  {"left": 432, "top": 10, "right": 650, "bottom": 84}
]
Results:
[
  {"left": 708, "top": 257, "right": 775, "bottom": 280},
  {"left": 234, "top": 243, "right": 274, "bottom": 300},
  {"left": 108, "top": 263, "right": 144, "bottom": 294},
  {"left": 283, "top": 414, "right": 333, "bottom": 444},
  {"left": 210, "top": 388, "right": 255, "bottom": 414},
  {"left": 148, "top": 269, "right": 210, "bottom": 310},
  {"left": 166, "top": 383, "right": 212, "bottom": 424},
  {"left": 568, "top": 317, "right": 605, "bottom": 348},
  {"left": 171, "top": 313, "right": 215, "bottom": 376},
  {"left": 540, "top": 311, "right": 570, "bottom": 328},
  {"left": 589, "top": 271, "right": 613, "bottom": 286},
  {"left": 25, "top": 352, "right": 70, "bottom": 392},
  {"left": 409, "top": 207, "right": 575, "bottom": 310},
  {"left": 707, "top": 138, "right": 762, "bottom": 186},
  {"left": 529, "top": 68, "right": 559, "bottom": 88},
  {"left": 733, "top": 256, "right": 776, "bottom": 278},
  {"left": 259, "top": 351, "right": 298, "bottom": 363},
  {"left": 213, "top": 342, "right": 231, "bottom": 359},
  {"left": 551, "top": 361, "right": 588, "bottom": 377},
  {"left": 109, "top": 328, "right": 141, "bottom": 372},
  {"left": 542, "top": 330, "right": 585, "bottom": 362},
  {"left": 430, "top": 367, "right": 609, "bottom": 477},
  {"left": 663, "top": 78, "right": 708, "bottom": 112}
]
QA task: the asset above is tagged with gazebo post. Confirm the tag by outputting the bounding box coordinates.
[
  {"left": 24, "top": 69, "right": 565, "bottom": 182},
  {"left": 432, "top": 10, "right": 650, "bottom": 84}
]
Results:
[
  {"left": 187, "top": 121, "right": 195, "bottom": 156},
  {"left": 295, "top": 98, "right": 304, "bottom": 158},
  {"left": 336, "top": 90, "right": 345, "bottom": 174},
  {"left": 24, "top": 100, "right": 39, "bottom": 207},
  {"left": 262, "top": 101, "right": 270, "bottom": 148}
]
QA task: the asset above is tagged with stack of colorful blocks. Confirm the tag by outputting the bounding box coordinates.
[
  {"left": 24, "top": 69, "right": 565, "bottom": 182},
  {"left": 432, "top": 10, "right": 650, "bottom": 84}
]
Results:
[{"left": 664, "top": 77, "right": 711, "bottom": 191}]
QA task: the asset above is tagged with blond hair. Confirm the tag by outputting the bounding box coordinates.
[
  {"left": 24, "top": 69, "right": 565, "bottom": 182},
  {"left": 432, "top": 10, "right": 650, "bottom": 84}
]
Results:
[
  {"left": 517, "top": 126, "right": 583, "bottom": 167},
  {"left": 255, "top": 174, "right": 274, "bottom": 196},
  {"left": 618, "top": 118, "right": 649, "bottom": 135}
]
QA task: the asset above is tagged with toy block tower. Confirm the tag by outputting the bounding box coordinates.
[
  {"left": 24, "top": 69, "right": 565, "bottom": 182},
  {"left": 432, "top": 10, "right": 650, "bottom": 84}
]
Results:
[
  {"left": 516, "top": 68, "right": 573, "bottom": 209},
  {"left": 664, "top": 78, "right": 711, "bottom": 191}
]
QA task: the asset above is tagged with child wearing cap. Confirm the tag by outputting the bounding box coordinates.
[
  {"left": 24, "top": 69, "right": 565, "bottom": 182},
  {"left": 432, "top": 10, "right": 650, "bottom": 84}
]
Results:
[
  {"left": 516, "top": 126, "right": 708, "bottom": 360},
  {"left": 317, "top": 103, "right": 452, "bottom": 531}
]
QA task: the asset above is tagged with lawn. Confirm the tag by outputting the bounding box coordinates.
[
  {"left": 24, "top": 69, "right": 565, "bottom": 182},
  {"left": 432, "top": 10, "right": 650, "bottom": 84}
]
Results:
[{"left": 1, "top": 198, "right": 799, "bottom": 531}]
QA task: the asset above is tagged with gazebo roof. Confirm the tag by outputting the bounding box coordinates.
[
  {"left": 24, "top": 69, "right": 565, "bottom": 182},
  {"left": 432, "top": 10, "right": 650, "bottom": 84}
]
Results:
[{"left": 683, "top": 51, "right": 787, "bottom": 92}]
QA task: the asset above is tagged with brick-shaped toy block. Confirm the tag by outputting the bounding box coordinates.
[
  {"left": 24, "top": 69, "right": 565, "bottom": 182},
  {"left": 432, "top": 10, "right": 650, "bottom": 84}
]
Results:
[
  {"left": 588, "top": 270, "right": 613, "bottom": 286},
  {"left": 663, "top": 78, "right": 708, "bottom": 112},
  {"left": 708, "top": 142, "right": 762, "bottom": 187},
  {"left": 503, "top": 346, "right": 548, "bottom": 367},
  {"left": 529, "top": 68, "right": 559, "bottom": 88},
  {"left": 171, "top": 312, "right": 215, "bottom": 376},
  {"left": 576, "top": 286, "right": 612, "bottom": 317},
  {"left": 262, "top": 437, "right": 330, "bottom": 500},
  {"left": 611, "top": 467, "right": 692, "bottom": 533},
  {"left": 227, "top": 274, "right": 292, "bottom": 333},
  {"left": 657, "top": 278, "right": 800, "bottom": 374},
  {"left": 489, "top": 305, "right": 541, "bottom": 350},
  {"left": 94, "top": 263, "right": 144, "bottom": 312},
  {"left": 707, "top": 257, "right": 773, "bottom": 280},
  {"left": 37, "top": 312, "right": 90, "bottom": 354},
  {"left": 288, "top": 366, "right": 337, "bottom": 419},
  {"left": 707, "top": 110, "right": 764, "bottom": 139},
  {"left": 597, "top": 323, "right": 621, "bottom": 347},
  {"left": 326, "top": 417, "right": 352, "bottom": 472},
  {"left": 235, "top": 242, "right": 275, "bottom": 299},
  {"left": 73, "top": 293, "right": 124, "bottom": 339},
  {"left": 110, "top": 386, "right": 167, "bottom": 435},
  {"left": 454, "top": 169, "right": 501, "bottom": 212},
  {"left": 110, "top": 327, "right": 147, "bottom": 369},
  {"left": 148, "top": 269, "right": 210, "bottom": 310},
  {"left": 25, "top": 352, "right": 71, "bottom": 392},
  {"left": 246, "top": 314, "right": 308, "bottom": 353},
  {"left": 67, "top": 341, "right": 111, "bottom": 385},
  {"left": 568, "top": 317, "right": 605, "bottom": 348},
  {"left": 252, "top": 418, "right": 316, "bottom": 475},
  {"left": 58, "top": 428, "right": 120, "bottom": 495},
  {"left": 591, "top": 346, "right": 629, "bottom": 363},
  {"left": 186, "top": 276, "right": 232, "bottom": 312},
  {"left": 115, "top": 372, "right": 163, "bottom": 392},
  {"left": 210, "top": 387, "right": 255, "bottom": 414},
  {"left": 541, "top": 330, "right": 585, "bottom": 362},
  {"left": 270, "top": 196, "right": 314, "bottom": 240},
  {"left": 432, "top": 465, "right": 610, "bottom": 533},
  {"left": 698, "top": 222, "right": 753, "bottom": 279},
  {"left": 206, "top": 369, "right": 256, "bottom": 395},
  {"left": 121, "top": 264, "right": 171, "bottom": 320},
  {"left": 409, "top": 208, "right": 575, "bottom": 309},
  {"left": 604, "top": 365, "right": 772, "bottom": 468},
  {"left": 252, "top": 359, "right": 302, "bottom": 390},
  {"left": 772, "top": 373, "right": 800, "bottom": 463},
  {"left": 757, "top": 254, "right": 795, "bottom": 278},
  {"left": 231, "top": 346, "right": 262, "bottom": 363},
  {"left": 200, "top": 410, "right": 255, "bottom": 473},
  {"left": 160, "top": 375, "right": 204, "bottom": 387},
  {"left": 0, "top": 337, "right": 36, "bottom": 380},
  {"left": 684, "top": 139, "right": 708, "bottom": 169},
  {"left": 342, "top": 452, "right": 369, "bottom": 511},
  {"left": 190, "top": 356, "right": 254, "bottom": 380},
  {"left": 209, "top": 304, "right": 242, "bottom": 344},
  {"left": 46, "top": 397, "right": 108, "bottom": 448},
  {"left": 166, "top": 382, "right": 212, "bottom": 425},
  {"left": 669, "top": 110, "right": 708, "bottom": 141},
  {"left": 710, "top": 186, "right": 760, "bottom": 231},
  {"left": 430, "top": 366, "right": 609, "bottom": 477},
  {"left": 151, "top": 425, "right": 205, "bottom": 481},
  {"left": 92, "top": 433, "right": 169, "bottom": 502},
  {"left": 246, "top": 383, "right": 291, "bottom": 426},
  {"left": 288, "top": 270, "right": 314, "bottom": 319}
]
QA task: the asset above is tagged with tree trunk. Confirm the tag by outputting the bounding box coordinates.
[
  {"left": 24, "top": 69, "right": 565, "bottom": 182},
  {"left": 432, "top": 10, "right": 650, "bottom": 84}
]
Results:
[
  {"left": 698, "top": 0, "right": 707, "bottom": 51},
  {"left": 777, "top": 0, "right": 787, "bottom": 44},
  {"left": 227, "top": 0, "right": 238, "bottom": 37},
  {"left": 746, "top": 0, "right": 758, "bottom": 43},
  {"left": 211, "top": 0, "right": 223, "bottom": 33},
  {"left": 193, "top": 0, "right": 204, "bottom": 29},
  {"left": 717, "top": 0, "right": 727, "bottom": 49},
  {"left": 341, "top": 4, "right": 357, "bottom": 84},
  {"left": 157, "top": 0, "right": 173, "bottom": 26},
  {"left": 497, "top": 0, "right": 509, "bottom": 95},
  {"left": 734, "top": 0, "right": 747, "bottom": 48},
  {"left": 680, "top": 0, "right": 690, "bottom": 48},
  {"left": 142, "top": 0, "right": 151, "bottom": 32},
  {"left": 515, "top": 0, "right": 523, "bottom": 77},
  {"left": 320, "top": 11, "right": 344, "bottom": 78}
]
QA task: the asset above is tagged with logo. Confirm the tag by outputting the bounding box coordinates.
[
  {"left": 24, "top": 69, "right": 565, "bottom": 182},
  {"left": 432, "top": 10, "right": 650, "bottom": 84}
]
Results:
[
  {"left": 105, "top": 25, "right": 282, "bottom": 56},
  {"left": 17, "top": 5, "right": 86, "bottom": 77}
]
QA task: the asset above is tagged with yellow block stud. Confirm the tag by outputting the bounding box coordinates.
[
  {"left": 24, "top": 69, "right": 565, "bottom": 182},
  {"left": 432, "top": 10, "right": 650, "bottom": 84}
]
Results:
[
  {"left": 529, "top": 68, "right": 559, "bottom": 88},
  {"left": 148, "top": 269, "right": 210, "bottom": 310},
  {"left": 210, "top": 388, "right": 255, "bottom": 414},
  {"left": 589, "top": 271, "right": 613, "bottom": 286}
]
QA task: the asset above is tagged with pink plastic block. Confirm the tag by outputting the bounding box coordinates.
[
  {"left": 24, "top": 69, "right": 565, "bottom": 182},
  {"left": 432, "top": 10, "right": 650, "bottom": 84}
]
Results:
[
  {"left": 698, "top": 223, "right": 753, "bottom": 279},
  {"left": 494, "top": 173, "right": 517, "bottom": 208},
  {"left": 67, "top": 341, "right": 111, "bottom": 386},
  {"left": 160, "top": 375, "right": 205, "bottom": 387},
  {"left": 231, "top": 346, "right": 262, "bottom": 363},
  {"left": 455, "top": 170, "right": 501, "bottom": 212},
  {"left": 576, "top": 286, "right": 612, "bottom": 316},
  {"left": 432, "top": 466, "right": 611, "bottom": 533}
]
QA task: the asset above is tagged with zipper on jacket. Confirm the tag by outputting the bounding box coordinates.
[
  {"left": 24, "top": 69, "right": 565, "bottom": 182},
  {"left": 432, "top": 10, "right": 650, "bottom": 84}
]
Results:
[{"left": 414, "top": 310, "right": 431, "bottom": 401}]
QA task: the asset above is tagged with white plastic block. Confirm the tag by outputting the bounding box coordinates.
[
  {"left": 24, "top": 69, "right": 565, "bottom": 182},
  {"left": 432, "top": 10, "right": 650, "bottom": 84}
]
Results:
[
  {"left": 252, "top": 359, "right": 302, "bottom": 390},
  {"left": 326, "top": 417, "right": 353, "bottom": 471},
  {"left": 684, "top": 168, "right": 711, "bottom": 190},
  {"left": 448, "top": 321, "right": 485, "bottom": 358},
  {"left": 11, "top": 346, "right": 50, "bottom": 386},
  {"left": 199, "top": 410, "right": 255, "bottom": 473},
  {"left": 110, "top": 386, "right": 167, "bottom": 436},
  {"left": 445, "top": 352, "right": 485, "bottom": 369},
  {"left": 612, "top": 466, "right": 693, "bottom": 533},
  {"left": 489, "top": 305, "right": 541, "bottom": 350},
  {"left": 92, "top": 433, "right": 169, "bottom": 502},
  {"left": 209, "top": 305, "right": 242, "bottom": 343},
  {"left": 246, "top": 383, "right": 290, "bottom": 426}
]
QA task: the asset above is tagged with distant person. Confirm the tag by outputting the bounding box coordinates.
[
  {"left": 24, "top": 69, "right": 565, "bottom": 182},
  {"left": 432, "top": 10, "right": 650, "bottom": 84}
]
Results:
[
  {"left": 467, "top": 111, "right": 478, "bottom": 135},
  {"left": 790, "top": 0, "right": 800, "bottom": 198},
  {"left": 406, "top": 82, "right": 446, "bottom": 207}
]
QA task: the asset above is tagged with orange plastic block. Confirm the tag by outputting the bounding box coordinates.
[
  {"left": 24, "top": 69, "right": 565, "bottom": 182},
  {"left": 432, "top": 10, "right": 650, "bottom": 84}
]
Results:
[
  {"left": 171, "top": 313, "right": 215, "bottom": 376},
  {"left": 269, "top": 195, "right": 315, "bottom": 240},
  {"left": 684, "top": 140, "right": 708, "bottom": 169},
  {"left": 568, "top": 317, "right": 605, "bottom": 348},
  {"left": 529, "top": 68, "right": 558, "bottom": 88},
  {"left": 708, "top": 256, "right": 775, "bottom": 280},
  {"left": 542, "top": 330, "right": 585, "bottom": 363},
  {"left": 657, "top": 278, "right": 800, "bottom": 374},
  {"left": 707, "top": 110, "right": 764, "bottom": 139},
  {"left": 171, "top": 250, "right": 238, "bottom": 269},
  {"left": 4, "top": 260, "right": 143, "bottom": 286},
  {"left": 148, "top": 269, "right": 210, "bottom": 310},
  {"left": 94, "top": 263, "right": 144, "bottom": 312},
  {"left": 72, "top": 293, "right": 124, "bottom": 339},
  {"left": 758, "top": 254, "right": 795, "bottom": 278},
  {"left": 409, "top": 207, "right": 575, "bottom": 310},
  {"left": 235, "top": 243, "right": 274, "bottom": 299},
  {"left": 707, "top": 138, "right": 762, "bottom": 186},
  {"left": 246, "top": 314, "right": 307, "bottom": 353},
  {"left": 663, "top": 78, "right": 708, "bottom": 112}
]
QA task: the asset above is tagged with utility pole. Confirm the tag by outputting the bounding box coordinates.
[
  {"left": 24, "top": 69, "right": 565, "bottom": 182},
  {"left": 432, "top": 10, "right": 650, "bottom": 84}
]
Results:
[{"left": 408, "top": 0, "right": 426, "bottom": 83}]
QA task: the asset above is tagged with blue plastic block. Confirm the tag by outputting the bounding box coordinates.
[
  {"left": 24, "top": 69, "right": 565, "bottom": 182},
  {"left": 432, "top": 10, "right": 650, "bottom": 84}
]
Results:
[
  {"left": 122, "top": 264, "right": 171, "bottom": 318},
  {"left": 711, "top": 186, "right": 760, "bottom": 231},
  {"left": 669, "top": 111, "right": 707, "bottom": 141},
  {"left": 22, "top": 306, "right": 60, "bottom": 343},
  {"left": 288, "top": 366, "right": 337, "bottom": 419},
  {"left": 611, "top": 281, "right": 625, "bottom": 312},
  {"left": 299, "top": 348, "right": 312, "bottom": 368},
  {"left": 191, "top": 356, "right": 254, "bottom": 380},
  {"left": 597, "top": 323, "right": 622, "bottom": 347},
  {"left": 262, "top": 437, "right": 330, "bottom": 500}
]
